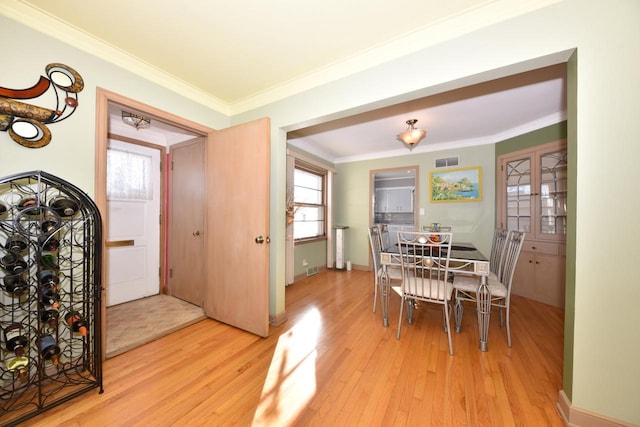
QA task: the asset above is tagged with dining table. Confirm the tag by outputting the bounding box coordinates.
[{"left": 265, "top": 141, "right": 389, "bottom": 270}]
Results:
[{"left": 379, "top": 242, "right": 494, "bottom": 351}]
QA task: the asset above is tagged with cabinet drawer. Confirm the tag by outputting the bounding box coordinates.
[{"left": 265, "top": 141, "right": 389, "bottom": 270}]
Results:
[{"left": 522, "top": 240, "right": 564, "bottom": 256}]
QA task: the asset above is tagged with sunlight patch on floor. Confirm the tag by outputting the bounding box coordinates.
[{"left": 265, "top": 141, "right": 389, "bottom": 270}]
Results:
[{"left": 253, "top": 307, "right": 322, "bottom": 426}]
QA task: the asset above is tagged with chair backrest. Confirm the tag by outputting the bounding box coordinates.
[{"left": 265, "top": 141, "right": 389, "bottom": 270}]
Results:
[
  {"left": 499, "top": 230, "right": 526, "bottom": 296},
  {"left": 368, "top": 225, "right": 383, "bottom": 275},
  {"left": 490, "top": 228, "right": 511, "bottom": 279},
  {"left": 397, "top": 231, "right": 453, "bottom": 301},
  {"left": 379, "top": 224, "right": 391, "bottom": 251}
]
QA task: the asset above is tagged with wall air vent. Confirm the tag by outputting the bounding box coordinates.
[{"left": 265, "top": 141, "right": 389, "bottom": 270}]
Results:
[
  {"left": 306, "top": 266, "right": 319, "bottom": 277},
  {"left": 435, "top": 156, "right": 459, "bottom": 168}
]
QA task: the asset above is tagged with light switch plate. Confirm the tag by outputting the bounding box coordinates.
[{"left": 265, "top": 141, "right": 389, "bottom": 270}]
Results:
[{"left": 419, "top": 208, "right": 425, "bottom": 216}]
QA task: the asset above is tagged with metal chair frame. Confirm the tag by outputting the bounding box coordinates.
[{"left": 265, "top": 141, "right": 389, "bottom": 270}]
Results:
[
  {"left": 392, "top": 231, "right": 455, "bottom": 355},
  {"left": 453, "top": 230, "right": 526, "bottom": 347}
]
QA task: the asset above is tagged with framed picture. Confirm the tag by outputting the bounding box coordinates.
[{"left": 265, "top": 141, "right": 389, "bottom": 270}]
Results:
[{"left": 430, "top": 166, "right": 482, "bottom": 202}]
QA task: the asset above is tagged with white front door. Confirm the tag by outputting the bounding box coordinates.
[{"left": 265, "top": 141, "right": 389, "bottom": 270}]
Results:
[{"left": 106, "top": 140, "right": 161, "bottom": 307}]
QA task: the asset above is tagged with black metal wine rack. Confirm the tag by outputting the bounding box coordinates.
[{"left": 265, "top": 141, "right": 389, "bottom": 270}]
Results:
[{"left": 0, "top": 171, "right": 103, "bottom": 426}]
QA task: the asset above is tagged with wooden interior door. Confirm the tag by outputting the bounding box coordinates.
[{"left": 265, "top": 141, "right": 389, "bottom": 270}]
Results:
[
  {"left": 168, "top": 138, "right": 205, "bottom": 306},
  {"left": 204, "top": 118, "right": 270, "bottom": 337}
]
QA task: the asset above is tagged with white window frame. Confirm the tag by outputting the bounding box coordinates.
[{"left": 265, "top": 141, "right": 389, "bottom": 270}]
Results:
[{"left": 293, "top": 162, "right": 327, "bottom": 242}]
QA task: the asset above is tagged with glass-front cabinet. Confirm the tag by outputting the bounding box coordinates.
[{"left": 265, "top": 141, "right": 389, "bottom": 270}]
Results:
[
  {"left": 498, "top": 139, "right": 567, "bottom": 308},
  {"left": 501, "top": 140, "right": 567, "bottom": 242}
]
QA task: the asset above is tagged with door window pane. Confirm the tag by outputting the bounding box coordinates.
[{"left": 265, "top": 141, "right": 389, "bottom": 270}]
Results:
[
  {"left": 539, "top": 149, "right": 567, "bottom": 236},
  {"left": 107, "top": 148, "right": 152, "bottom": 200},
  {"left": 505, "top": 157, "right": 531, "bottom": 232}
]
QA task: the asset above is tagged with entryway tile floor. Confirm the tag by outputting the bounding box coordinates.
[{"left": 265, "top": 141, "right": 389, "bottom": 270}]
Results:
[{"left": 106, "top": 294, "right": 206, "bottom": 358}]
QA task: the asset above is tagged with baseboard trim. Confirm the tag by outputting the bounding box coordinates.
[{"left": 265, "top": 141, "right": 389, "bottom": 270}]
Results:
[
  {"left": 269, "top": 310, "right": 287, "bottom": 326},
  {"left": 557, "top": 390, "right": 635, "bottom": 427}
]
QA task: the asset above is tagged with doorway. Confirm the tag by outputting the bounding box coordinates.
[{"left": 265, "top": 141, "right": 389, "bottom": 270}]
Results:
[
  {"left": 96, "top": 89, "right": 212, "bottom": 359},
  {"left": 370, "top": 166, "right": 419, "bottom": 255}
]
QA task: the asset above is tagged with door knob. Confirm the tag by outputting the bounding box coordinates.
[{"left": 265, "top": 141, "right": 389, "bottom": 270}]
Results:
[
  {"left": 255, "top": 236, "right": 264, "bottom": 244},
  {"left": 193, "top": 231, "right": 200, "bottom": 236}
]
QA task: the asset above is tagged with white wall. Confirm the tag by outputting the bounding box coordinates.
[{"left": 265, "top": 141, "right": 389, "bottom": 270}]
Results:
[{"left": 0, "top": 16, "right": 229, "bottom": 194}]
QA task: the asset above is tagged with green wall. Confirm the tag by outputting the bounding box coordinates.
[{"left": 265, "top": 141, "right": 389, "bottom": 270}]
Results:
[
  {"left": 293, "top": 240, "right": 326, "bottom": 277},
  {"left": 495, "top": 121, "right": 567, "bottom": 157},
  {"left": 293, "top": 122, "right": 567, "bottom": 278},
  {"left": 335, "top": 143, "right": 496, "bottom": 270}
]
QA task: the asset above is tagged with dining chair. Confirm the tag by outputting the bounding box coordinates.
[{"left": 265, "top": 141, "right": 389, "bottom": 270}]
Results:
[
  {"left": 392, "top": 231, "right": 455, "bottom": 355},
  {"left": 454, "top": 228, "right": 510, "bottom": 286},
  {"left": 367, "top": 225, "right": 400, "bottom": 312},
  {"left": 379, "top": 224, "right": 391, "bottom": 251},
  {"left": 453, "top": 230, "right": 525, "bottom": 347}
]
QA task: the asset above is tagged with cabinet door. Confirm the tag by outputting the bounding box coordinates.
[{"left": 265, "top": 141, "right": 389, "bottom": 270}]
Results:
[
  {"left": 397, "top": 188, "right": 414, "bottom": 212},
  {"left": 375, "top": 189, "right": 389, "bottom": 212},
  {"left": 511, "top": 251, "right": 536, "bottom": 300},
  {"left": 499, "top": 139, "right": 567, "bottom": 242},
  {"left": 537, "top": 147, "right": 567, "bottom": 241},
  {"left": 532, "top": 253, "right": 565, "bottom": 307},
  {"left": 381, "top": 187, "right": 414, "bottom": 212},
  {"left": 504, "top": 156, "right": 532, "bottom": 233}
]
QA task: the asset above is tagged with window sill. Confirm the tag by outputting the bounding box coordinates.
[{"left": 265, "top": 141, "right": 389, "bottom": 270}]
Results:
[{"left": 294, "top": 236, "right": 327, "bottom": 246}]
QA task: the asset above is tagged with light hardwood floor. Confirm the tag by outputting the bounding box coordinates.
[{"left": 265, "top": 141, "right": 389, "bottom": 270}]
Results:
[{"left": 21, "top": 269, "right": 564, "bottom": 426}]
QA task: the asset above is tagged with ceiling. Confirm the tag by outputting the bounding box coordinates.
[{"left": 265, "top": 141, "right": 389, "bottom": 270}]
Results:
[
  {"left": 288, "top": 64, "right": 566, "bottom": 163},
  {"left": 10, "top": 0, "right": 566, "bottom": 161}
]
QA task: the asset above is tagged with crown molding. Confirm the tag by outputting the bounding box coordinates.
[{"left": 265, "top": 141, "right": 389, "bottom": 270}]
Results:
[
  {"left": 2, "top": 0, "right": 230, "bottom": 115},
  {"left": 3, "top": 0, "right": 562, "bottom": 117}
]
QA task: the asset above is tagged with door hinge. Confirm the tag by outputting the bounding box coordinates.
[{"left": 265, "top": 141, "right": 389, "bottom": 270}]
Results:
[
  {"left": 159, "top": 213, "right": 162, "bottom": 224},
  {"left": 171, "top": 160, "right": 174, "bottom": 171},
  {"left": 159, "top": 267, "right": 161, "bottom": 277},
  {"left": 169, "top": 268, "right": 173, "bottom": 278}
]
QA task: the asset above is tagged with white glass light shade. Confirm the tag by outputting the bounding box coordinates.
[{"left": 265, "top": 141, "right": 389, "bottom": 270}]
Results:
[
  {"left": 122, "top": 111, "right": 151, "bottom": 130},
  {"left": 396, "top": 119, "right": 426, "bottom": 149}
]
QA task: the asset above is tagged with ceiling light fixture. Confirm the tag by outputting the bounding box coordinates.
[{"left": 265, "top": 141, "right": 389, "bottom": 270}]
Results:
[
  {"left": 122, "top": 111, "right": 151, "bottom": 130},
  {"left": 397, "top": 119, "right": 426, "bottom": 150}
]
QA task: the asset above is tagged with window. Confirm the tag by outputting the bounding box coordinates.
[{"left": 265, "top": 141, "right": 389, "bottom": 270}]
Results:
[
  {"left": 293, "top": 164, "right": 326, "bottom": 241},
  {"left": 106, "top": 148, "right": 153, "bottom": 200}
]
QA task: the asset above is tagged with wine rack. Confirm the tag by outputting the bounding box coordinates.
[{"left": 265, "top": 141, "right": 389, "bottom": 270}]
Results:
[{"left": 0, "top": 171, "right": 102, "bottom": 426}]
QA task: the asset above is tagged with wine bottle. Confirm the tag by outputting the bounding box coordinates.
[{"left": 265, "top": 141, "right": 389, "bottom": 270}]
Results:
[
  {"left": 41, "top": 307, "right": 59, "bottom": 328},
  {"left": 38, "top": 235, "right": 60, "bottom": 252},
  {"left": 1, "top": 251, "right": 27, "bottom": 274},
  {"left": 39, "top": 269, "right": 60, "bottom": 290},
  {"left": 41, "top": 288, "right": 61, "bottom": 309},
  {"left": 5, "top": 355, "right": 29, "bottom": 382},
  {"left": 17, "top": 197, "right": 37, "bottom": 210},
  {"left": 65, "top": 311, "right": 88, "bottom": 336},
  {"left": 49, "top": 197, "right": 79, "bottom": 218},
  {"left": 40, "top": 335, "right": 60, "bottom": 365},
  {"left": 3, "top": 323, "right": 29, "bottom": 357},
  {"left": 1, "top": 250, "right": 18, "bottom": 268},
  {"left": 4, "top": 234, "right": 28, "bottom": 252},
  {"left": 3, "top": 274, "right": 29, "bottom": 297},
  {"left": 40, "top": 213, "right": 60, "bottom": 233},
  {"left": 40, "top": 251, "right": 59, "bottom": 270}
]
